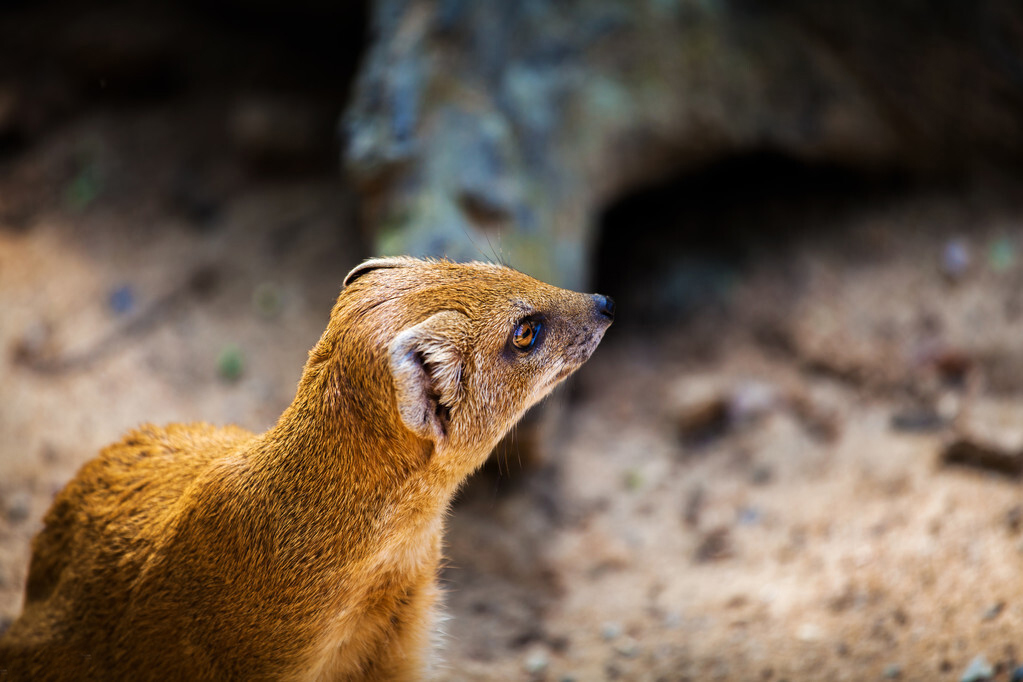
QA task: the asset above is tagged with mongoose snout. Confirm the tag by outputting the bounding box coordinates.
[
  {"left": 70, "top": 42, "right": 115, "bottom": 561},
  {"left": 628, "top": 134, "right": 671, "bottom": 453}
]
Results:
[
  {"left": 593, "top": 293, "right": 616, "bottom": 320},
  {"left": 0, "top": 257, "right": 612, "bottom": 681}
]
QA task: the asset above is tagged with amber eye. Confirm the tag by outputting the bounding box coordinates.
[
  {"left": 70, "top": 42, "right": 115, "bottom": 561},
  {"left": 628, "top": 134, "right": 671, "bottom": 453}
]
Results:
[{"left": 512, "top": 319, "right": 542, "bottom": 351}]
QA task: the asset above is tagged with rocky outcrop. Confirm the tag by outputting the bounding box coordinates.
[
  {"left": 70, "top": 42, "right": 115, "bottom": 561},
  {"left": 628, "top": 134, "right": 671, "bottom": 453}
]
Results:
[{"left": 343, "top": 0, "right": 1023, "bottom": 288}]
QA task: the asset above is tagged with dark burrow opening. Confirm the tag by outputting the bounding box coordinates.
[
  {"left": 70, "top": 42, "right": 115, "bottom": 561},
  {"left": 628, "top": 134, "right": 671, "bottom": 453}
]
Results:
[{"left": 593, "top": 152, "right": 923, "bottom": 329}]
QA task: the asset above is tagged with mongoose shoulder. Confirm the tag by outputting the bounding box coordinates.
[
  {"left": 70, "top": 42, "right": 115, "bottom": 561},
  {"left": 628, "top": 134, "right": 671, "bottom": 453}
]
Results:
[{"left": 0, "top": 257, "right": 614, "bottom": 681}]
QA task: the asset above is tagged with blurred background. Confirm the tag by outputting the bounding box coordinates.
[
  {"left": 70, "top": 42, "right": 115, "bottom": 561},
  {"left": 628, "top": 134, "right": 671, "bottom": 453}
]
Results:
[{"left": 4, "top": 1, "right": 1023, "bottom": 679}]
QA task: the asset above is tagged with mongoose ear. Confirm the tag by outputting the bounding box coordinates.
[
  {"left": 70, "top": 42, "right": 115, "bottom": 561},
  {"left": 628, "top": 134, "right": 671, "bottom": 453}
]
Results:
[
  {"left": 344, "top": 257, "right": 418, "bottom": 287},
  {"left": 389, "top": 311, "right": 468, "bottom": 442}
]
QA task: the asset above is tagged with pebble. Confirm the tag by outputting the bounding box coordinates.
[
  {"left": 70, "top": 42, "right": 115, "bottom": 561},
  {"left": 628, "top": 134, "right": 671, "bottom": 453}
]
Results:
[
  {"left": 883, "top": 663, "right": 902, "bottom": 679},
  {"left": 694, "top": 526, "right": 733, "bottom": 562},
  {"left": 737, "top": 506, "right": 762, "bottom": 526},
  {"left": 662, "top": 611, "right": 681, "bottom": 628},
  {"left": 4, "top": 491, "right": 31, "bottom": 523},
  {"left": 622, "top": 468, "right": 643, "bottom": 491},
  {"left": 522, "top": 647, "right": 549, "bottom": 674},
  {"left": 252, "top": 282, "right": 284, "bottom": 319},
  {"left": 727, "top": 380, "right": 778, "bottom": 424},
  {"left": 217, "top": 344, "right": 245, "bottom": 382},
  {"left": 796, "top": 622, "right": 823, "bottom": 642},
  {"left": 683, "top": 484, "right": 704, "bottom": 527},
  {"left": 989, "top": 237, "right": 1015, "bottom": 272},
  {"left": 750, "top": 464, "right": 773, "bottom": 486},
  {"left": 960, "top": 655, "right": 994, "bottom": 682},
  {"left": 1007, "top": 504, "right": 1023, "bottom": 533},
  {"left": 980, "top": 602, "right": 1003, "bottom": 621},
  {"left": 889, "top": 407, "right": 946, "bottom": 433},
  {"left": 108, "top": 284, "right": 135, "bottom": 315},
  {"left": 941, "top": 398, "right": 1023, "bottom": 477},
  {"left": 65, "top": 158, "right": 103, "bottom": 211},
  {"left": 941, "top": 238, "right": 971, "bottom": 279},
  {"left": 614, "top": 637, "right": 639, "bottom": 658},
  {"left": 600, "top": 621, "right": 623, "bottom": 641},
  {"left": 669, "top": 376, "right": 729, "bottom": 442}
]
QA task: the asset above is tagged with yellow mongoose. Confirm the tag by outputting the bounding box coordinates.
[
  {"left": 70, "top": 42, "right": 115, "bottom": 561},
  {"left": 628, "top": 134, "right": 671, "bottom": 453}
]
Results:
[{"left": 0, "top": 257, "right": 614, "bottom": 681}]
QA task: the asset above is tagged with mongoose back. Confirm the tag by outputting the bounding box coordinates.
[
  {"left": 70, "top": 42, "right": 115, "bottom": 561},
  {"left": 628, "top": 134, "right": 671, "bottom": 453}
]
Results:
[{"left": 0, "top": 257, "right": 614, "bottom": 681}]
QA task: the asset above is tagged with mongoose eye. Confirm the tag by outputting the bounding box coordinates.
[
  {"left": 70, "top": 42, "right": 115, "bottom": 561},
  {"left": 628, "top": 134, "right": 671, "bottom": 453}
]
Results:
[{"left": 511, "top": 318, "right": 542, "bottom": 351}]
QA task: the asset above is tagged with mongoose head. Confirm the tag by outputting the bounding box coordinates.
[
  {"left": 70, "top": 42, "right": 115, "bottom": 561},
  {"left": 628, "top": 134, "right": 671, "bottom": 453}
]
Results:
[{"left": 314, "top": 257, "right": 613, "bottom": 474}]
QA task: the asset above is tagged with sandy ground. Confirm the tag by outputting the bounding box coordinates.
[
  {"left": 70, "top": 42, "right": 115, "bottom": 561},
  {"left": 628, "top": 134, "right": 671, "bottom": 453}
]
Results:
[{"left": 4, "top": 17, "right": 1023, "bottom": 682}]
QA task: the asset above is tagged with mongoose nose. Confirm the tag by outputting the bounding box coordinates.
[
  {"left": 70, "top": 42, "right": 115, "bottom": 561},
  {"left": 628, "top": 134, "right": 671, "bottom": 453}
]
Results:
[{"left": 594, "top": 294, "right": 615, "bottom": 320}]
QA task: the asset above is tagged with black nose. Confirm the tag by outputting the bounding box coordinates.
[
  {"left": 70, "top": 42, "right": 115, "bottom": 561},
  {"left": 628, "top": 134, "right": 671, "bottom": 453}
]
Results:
[{"left": 594, "top": 294, "right": 615, "bottom": 320}]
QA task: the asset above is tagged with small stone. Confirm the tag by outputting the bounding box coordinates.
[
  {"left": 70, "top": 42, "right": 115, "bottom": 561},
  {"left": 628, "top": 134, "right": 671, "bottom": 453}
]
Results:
[
  {"left": 980, "top": 602, "right": 1003, "bottom": 621},
  {"left": 737, "top": 506, "right": 762, "bottom": 525},
  {"left": 217, "top": 344, "right": 245, "bottom": 382},
  {"left": 1007, "top": 505, "right": 1023, "bottom": 533},
  {"left": 750, "top": 465, "right": 773, "bottom": 485},
  {"left": 727, "top": 380, "right": 777, "bottom": 424},
  {"left": 942, "top": 238, "right": 971, "bottom": 279},
  {"left": 614, "top": 637, "right": 639, "bottom": 658},
  {"left": 523, "top": 647, "right": 549, "bottom": 674},
  {"left": 252, "top": 282, "right": 284, "bottom": 319},
  {"left": 883, "top": 663, "right": 902, "bottom": 678},
  {"left": 890, "top": 407, "right": 945, "bottom": 433},
  {"left": 11, "top": 320, "right": 55, "bottom": 365},
  {"left": 694, "top": 526, "right": 733, "bottom": 562},
  {"left": 4, "top": 491, "right": 31, "bottom": 523},
  {"left": 669, "top": 376, "right": 730, "bottom": 443},
  {"left": 600, "top": 621, "right": 622, "bottom": 641},
  {"left": 796, "top": 622, "right": 823, "bottom": 642},
  {"left": 65, "top": 156, "right": 103, "bottom": 211},
  {"left": 683, "top": 484, "right": 704, "bottom": 527},
  {"left": 942, "top": 399, "right": 1023, "bottom": 477},
  {"left": 622, "top": 468, "right": 643, "bottom": 491},
  {"left": 989, "top": 237, "right": 1015, "bottom": 272},
  {"left": 960, "top": 655, "right": 994, "bottom": 682},
  {"left": 108, "top": 284, "right": 135, "bottom": 315}
]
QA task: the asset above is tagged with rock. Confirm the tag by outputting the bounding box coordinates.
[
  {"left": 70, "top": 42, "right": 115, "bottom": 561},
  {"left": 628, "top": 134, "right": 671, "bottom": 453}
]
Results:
[
  {"left": 669, "top": 377, "right": 730, "bottom": 444},
  {"left": 614, "top": 637, "right": 639, "bottom": 658},
  {"left": 796, "top": 623, "right": 823, "bottom": 642},
  {"left": 4, "top": 491, "right": 31, "bottom": 524},
  {"left": 344, "top": 0, "right": 1023, "bottom": 290},
  {"left": 252, "top": 282, "right": 284, "bottom": 319},
  {"left": 10, "top": 319, "right": 57, "bottom": 367},
  {"left": 960, "top": 655, "right": 994, "bottom": 682},
  {"left": 217, "top": 344, "right": 245, "bottom": 382},
  {"left": 1006, "top": 505, "right": 1023, "bottom": 534},
  {"left": 941, "top": 238, "right": 971, "bottom": 280},
  {"left": 942, "top": 399, "right": 1023, "bottom": 477},
  {"left": 889, "top": 407, "right": 946, "bottom": 433},
  {"left": 728, "top": 381, "right": 779, "bottom": 425},
  {"left": 682, "top": 484, "right": 704, "bottom": 528},
  {"left": 980, "top": 602, "right": 1004, "bottom": 621},
  {"left": 988, "top": 237, "right": 1016, "bottom": 273},
  {"left": 108, "top": 285, "right": 136, "bottom": 316},
  {"left": 522, "top": 646, "right": 549, "bottom": 675},
  {"left": 694, "top": 526, "right": 733, "bottom": 563},
  {"left": 600, "top": 621, "right": 622, "bottom": 642}
]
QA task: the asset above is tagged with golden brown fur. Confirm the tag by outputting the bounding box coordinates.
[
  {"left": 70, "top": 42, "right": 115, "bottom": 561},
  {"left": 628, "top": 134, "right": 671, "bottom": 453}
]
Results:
[{"left": 0, "top": 257, "right": 613, "bottom": 681}]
